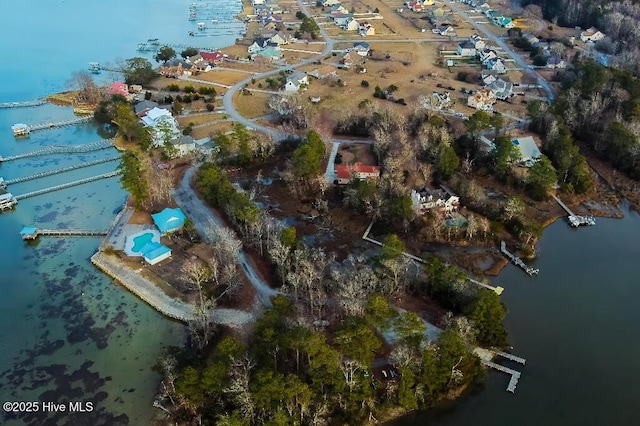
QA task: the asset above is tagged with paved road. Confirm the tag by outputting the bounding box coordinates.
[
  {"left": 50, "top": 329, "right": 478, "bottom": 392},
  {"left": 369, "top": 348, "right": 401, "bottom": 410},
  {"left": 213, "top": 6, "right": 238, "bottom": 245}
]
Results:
[
  {"left": 173, "top": 165, "right": 279, "bottom": 307},
  {"left": 445, "top": 0, "right": 555, "bottom": 102}
]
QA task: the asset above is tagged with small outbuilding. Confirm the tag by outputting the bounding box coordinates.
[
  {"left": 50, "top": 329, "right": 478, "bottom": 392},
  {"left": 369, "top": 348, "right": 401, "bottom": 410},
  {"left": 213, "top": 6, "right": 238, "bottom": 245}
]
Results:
[{"left": 152, "top": 208, "right": 187, "bottom": 234}]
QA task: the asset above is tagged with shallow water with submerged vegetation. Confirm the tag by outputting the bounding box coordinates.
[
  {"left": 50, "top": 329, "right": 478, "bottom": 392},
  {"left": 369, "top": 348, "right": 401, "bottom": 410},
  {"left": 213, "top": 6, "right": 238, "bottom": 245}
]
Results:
[{"left": 0, "top": 0, "right": 242, "bottom": 423}]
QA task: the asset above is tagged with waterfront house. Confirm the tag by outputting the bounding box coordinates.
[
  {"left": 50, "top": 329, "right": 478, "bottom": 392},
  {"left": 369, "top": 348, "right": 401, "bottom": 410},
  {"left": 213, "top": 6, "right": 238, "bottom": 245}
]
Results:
[
  {"left": 267, "top": 33, "right": 289, "bottom": 46},
  {"left": 187, "top": 54, "right": 212, "bottom": 72},
  {"left": 140, "top": 107, "right": 181, "bottom": 147},
  {"left": 152, "top": 207, "right": 187, "bottom": 234},
  {"left": 335, "top": 162, "right": 381, "bottom": 184},
  {"left": 411, "top": 186, "right": 460, "bottom": 214},
  {"left": 161, "top": 59, "right": 192, "bottom": 78},
  {"left": 467, "top": 88, "right": 496, "bottom": 110},
  {"left": 352, "top": 41, "right": 370, "bottom": 56},
  {"left": 199, "top": 51, "right": 225, "bottom": 65},
  {"left": 580, "top": 27, "right": 605, "bottom": 43},
  {"left": 284, "top": 71, "right": 309, "bottom": 92},
  {"left": 108, "top": 82, "right": 132, "bottom": 100},
  {"left": 169, "top": 135, "right": 197, "bottom": 156},
  {"left": 134, "top": 100, "right": 159, "bottom": 118},
  {"left": 458, "top": 40, "right": 476, "bottom": 57},
  {"left": 511, "top": 136, "right": 542, "bottom": 167},
  {"left": 248, "top": 39, "right": 268, "bottom": 53}
]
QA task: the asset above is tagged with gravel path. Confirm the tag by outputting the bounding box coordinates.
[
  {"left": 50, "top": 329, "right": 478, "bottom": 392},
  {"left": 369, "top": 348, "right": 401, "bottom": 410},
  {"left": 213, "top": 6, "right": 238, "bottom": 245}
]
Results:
[{"left": 173, "top": 166, "right": 279, "bottom": 307}]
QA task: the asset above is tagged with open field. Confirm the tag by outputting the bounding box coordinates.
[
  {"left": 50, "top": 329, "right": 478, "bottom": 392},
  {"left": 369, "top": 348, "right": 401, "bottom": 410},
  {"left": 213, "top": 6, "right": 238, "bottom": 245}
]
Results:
[
  {"left": 191, "top": 121, "right": 234, "bottom": 139},
  {"left": 177, "top": 113, "right": 223, "bottom": 127},
  {"left": 233, "top": 91, "right": 271, "bottom": 119},
  {"left": 195, "top": 69, "right": 250, "bottom": 86}
]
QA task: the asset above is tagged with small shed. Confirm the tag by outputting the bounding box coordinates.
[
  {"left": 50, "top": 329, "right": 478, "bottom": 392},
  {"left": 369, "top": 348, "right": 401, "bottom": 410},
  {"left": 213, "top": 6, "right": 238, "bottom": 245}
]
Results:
[
  {"left": 140, "top": 242, "right": 172, "bottom": 265},
  {"left": 20, "top": 226, "right": 39, "bottom": 240}
]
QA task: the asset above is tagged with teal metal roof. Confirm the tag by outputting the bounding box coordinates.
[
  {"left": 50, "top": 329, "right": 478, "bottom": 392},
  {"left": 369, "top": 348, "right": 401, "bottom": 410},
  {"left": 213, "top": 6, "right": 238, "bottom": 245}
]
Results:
[
  {"left": 151, "top": 208, "right": 186, "bottom": 233},
  {"left": 20, "top": 226, "right": 38, "bottom": 236}
]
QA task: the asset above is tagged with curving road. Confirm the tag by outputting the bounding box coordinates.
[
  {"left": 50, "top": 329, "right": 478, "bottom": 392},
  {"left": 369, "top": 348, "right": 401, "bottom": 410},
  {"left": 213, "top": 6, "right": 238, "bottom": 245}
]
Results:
[{"left": 445, "top": 0, "right": 555, "bottom": 102}]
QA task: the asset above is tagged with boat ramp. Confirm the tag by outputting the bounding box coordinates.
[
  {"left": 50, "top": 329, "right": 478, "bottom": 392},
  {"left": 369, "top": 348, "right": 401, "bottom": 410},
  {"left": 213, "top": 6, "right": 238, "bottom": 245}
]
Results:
[
  {"left": 20, "top": 227, "right": 108, "bottom": 240},
  {"left": 0, "top": 138, "right": 115, "bottom": 162},
  {"left": 500, "top": 241, "right": 539, "bottom": 276},
  {"left": 0, "top": 99, "right": 47, "bottom": 109},
  {"left": 1, "top": 156, "right": 120, "bottom": 186},
  {"left": 11, "top": 116, "right": 93, "bottom": 136},
  {"left": 551, "top": 195, "right": 596, "bottom": 227}
]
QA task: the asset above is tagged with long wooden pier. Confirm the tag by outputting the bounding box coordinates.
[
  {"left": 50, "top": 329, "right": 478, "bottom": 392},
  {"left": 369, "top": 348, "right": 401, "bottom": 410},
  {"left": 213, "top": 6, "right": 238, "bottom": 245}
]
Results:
[
  {"left": 0, "top": 138, "right": 114, "bottom": 162},
  {"left": 468, "top": 277, "right": 504, "bottom": 295},
  {"left": 0, "top": 99, "right": 47, "bottom": 109},
  {"left": 551, "top": 195, "right": 596, "bottom": 227},
  {"left": 482, "top": 360, "right": 522, "bottom": 393},
  {"left": 3, "top": 156, "right": 120, "bottom": 185},
  {"left": 20, "top": 227, "right": 108, "bottom": 240},
  {"left": 495, "top": 351, "right": 526, "bottom": 365},
  {"left": 12, "top": 116, "right": 92, "bottom": 135},
  {"left": 500, "top": 241, "right": 539, "bottom": 276},
  {"left": 14, "top": 171, "right": 120, "bottom": 201}
]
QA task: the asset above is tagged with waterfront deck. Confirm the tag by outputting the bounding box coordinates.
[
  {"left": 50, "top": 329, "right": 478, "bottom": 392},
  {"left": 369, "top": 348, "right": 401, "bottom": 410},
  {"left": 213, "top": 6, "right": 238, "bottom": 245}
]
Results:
[
  {"left": 500, "top": 241, "right": 539, "bottom": 276},
  {"left": 552, "top": 195, "right": 596, "bottom": 227},
  {"left": 0, "top": 138, "right": 115, "bottom": 162},
  {"left": 482, "top": 360, "right": 522, "bottom": 393},
  {"left": 3, "top": 156, "right": 119, "bottom": 185},
  {"left": 14, "top": 171, "right": 120, "bottom": 201},
  {"left": 11, "top": 116, "right": 92, "bottom": 136}
]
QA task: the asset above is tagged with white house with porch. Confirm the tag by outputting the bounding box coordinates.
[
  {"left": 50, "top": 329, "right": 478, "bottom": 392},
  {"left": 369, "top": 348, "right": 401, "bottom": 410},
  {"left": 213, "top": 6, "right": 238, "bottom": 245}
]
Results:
[{"left": 411, "top": 186, "right": 460, "bottom": 214}]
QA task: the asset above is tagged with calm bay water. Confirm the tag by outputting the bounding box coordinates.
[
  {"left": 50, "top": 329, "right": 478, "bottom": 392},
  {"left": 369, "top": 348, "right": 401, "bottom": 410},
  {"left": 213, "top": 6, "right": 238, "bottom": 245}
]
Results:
[
  {"left": 0, "top": 0, "right": 241, "bottom": 424},
  {"left": 395, "top": 205, "right": 640, "bottom": 426}
]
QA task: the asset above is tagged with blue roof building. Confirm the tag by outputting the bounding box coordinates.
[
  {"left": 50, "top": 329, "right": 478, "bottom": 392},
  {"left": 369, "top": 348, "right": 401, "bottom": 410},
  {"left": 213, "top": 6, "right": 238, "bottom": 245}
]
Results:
[
  {"left": 140, "top": 241, "right": 172, "bottom": 265},
  {"left": 20, "top": 226, "right": 39, "bottom": 240},
  {"left": 152, "top": 208, "right": 186, "bottom": 234}
]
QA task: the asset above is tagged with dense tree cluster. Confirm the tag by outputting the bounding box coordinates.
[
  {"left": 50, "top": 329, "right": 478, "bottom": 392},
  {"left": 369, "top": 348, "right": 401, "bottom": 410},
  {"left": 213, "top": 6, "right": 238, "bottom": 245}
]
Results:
[
  {"left": 297, "top": 13, "right": 321, "bottom": 39},
  {"left": 122, "top": 57, "right": 159, "bottom": 85},
  {"left": 157, "top": 295, "right": 485, "bottom": 425},
  {"left": 214, "top": 123, "right": 274, "bottom": 165}
]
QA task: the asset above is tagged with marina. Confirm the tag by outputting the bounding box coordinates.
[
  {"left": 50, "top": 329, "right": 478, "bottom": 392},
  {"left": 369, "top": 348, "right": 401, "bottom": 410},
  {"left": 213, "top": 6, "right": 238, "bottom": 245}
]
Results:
[
  {"left": 11, "top": 116, "right": 93, "bottom": 136},
  {"left": 500, "top": 241, "right": 539, "bottom": 276},
  {"left": 1, "top": 156, "right": 120, "bottom": 186},
  {"left": 0, "top": 138, "right": 115, "bottom": 162},
  {"left": 552, "top": 195, "right": 596, "bottom": 227}
]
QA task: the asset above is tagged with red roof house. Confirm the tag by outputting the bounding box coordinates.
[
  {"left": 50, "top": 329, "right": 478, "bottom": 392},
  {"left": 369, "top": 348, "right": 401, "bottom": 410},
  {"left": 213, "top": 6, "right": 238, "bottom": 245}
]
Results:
[
  {"left": 108, "top": 82, "right": 131, "bottom": 98},
  {"left": 200, "top": 51, "right": 225, "bottom": 64},
  {"left": 335, "top": 162, "right": 381, "bottom": 184}
]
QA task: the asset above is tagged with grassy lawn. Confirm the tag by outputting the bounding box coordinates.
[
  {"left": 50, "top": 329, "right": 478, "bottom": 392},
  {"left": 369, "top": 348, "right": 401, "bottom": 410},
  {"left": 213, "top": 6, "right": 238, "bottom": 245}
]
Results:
[
  {"left": 191, "top": 122, "right": 234, "bottom": 140},
  {"left": 196, "top": 69, "right": 250, "bottom": 86},
  {"left": 233, "top": 91, "right": 271, "bottom": 119},
  {"left": 177, "top": 113, "right": 223, "bottom": 127}
]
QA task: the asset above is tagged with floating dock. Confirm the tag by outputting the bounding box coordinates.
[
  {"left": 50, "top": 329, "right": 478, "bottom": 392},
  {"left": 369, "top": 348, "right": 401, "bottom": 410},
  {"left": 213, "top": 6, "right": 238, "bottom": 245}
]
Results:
[
  {"left": 0, "top": 138, "right": 115, "bottom": 162},
  {"left": 500, "top": 241, "right": 539, "bottom": 276},
  {"left": 11, "top": 116, "right": 92, "bottom": 136},
  {"left": 551, "top": 195, "right": 596, "bottom": 227},
  {"left": 2, "top": 156, "right": 120, "bottom": 185},
  {"left": 20, "top": 227, "right": 108, "bottom": 240}
]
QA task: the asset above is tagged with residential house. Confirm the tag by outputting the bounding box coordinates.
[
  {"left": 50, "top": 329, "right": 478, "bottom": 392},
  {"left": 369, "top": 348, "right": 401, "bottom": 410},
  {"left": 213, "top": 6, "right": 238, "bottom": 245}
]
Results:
[
  {"left": 458, "top": 40, "right": 476, "bottom": 57},
  {"left": 481, "top": 69, "right": 499, "bottom": 85},
  {"left": 140, "top": 107, "right": 181, "bottom": 147},
  {"left": 358, "top": 22, "right": 375, "bottom": 36},
  {"left": 408, "top": 1, "right": 425, "bottom": 12},
  {"left": 251, "top": 46, "right": 283, "bottom": 62},
  {"left": 470, "top": 34, "right": 486, "bottom": 50},
  {"left": 267, "top": 32, "right": 290, "bottom": 46},
  {"left": 199, "top": 51, "right": 225, "bottom": 64},
  {"left": 427, "top": 91, "right": 452, "bottom": 110},
  {"left": 485, "top": 58, "right": 506, "bottom": 74},
  {"left": 493, "top": 16, "right": 514, "bottom": 29},
  {"left": 547, "top": 55, "right": 566, "bottom": 69},
  {"left": 252, "top": 0, "right": 265, "bottom": 5},
  {"left": 306, "top": 65, "right": 338, "bottom": 80},
  {"left": 108, "top": 82, "right": 132, "bottom": 100},
  {"left": 141, "top": 242, "right": 172, "bottom": 265},
  {"left": 522, "top": 32, "right": 540, "bottom": 46},
  {"left": 169, "top": 135, "right": 198, "bottom": 156},
  {"left": 467, "top": 88, "right": 496, "bottom": 110},
  {"left": 479, "top": 48, "right": 498, "bottom": 63},
  {"left": 335, "top": 162, "right": 381, "bottom": 184},
  {"left": 486, "top": 77, "right": 514, "bottom": 100},
  {"left": 248, "top": 38, "right": 269, "bottom": 53},
  {"left": 330, "top": 4, "right": 349, "bottom": 16},
  {"left": 160, "top": 60, "right": 192, "bottom": 78},
  {"left": 134, "top": 100, "right": 158, "bottom": 118},
  {"left": 333, "top": 13, "right": 353, "bottom": 27},
  {"left": 511, "top": 136, "right": 542, "bottom": 167},
  {"left": 423, "top": 0, "right": 435, "bottom": 5},
  {"left": 352, "top": 41, "right": 370, "bottom": 56},
  {"left": 580, "top": 27, "right": 605, "bottom": 43},
  {"left": 341, "top": 52, "right": 353, "bottom": 68},
  {"left": 411, "top": 186, "right": 460, "bottom": 214},
  {"left": 188, "top": 54, "right": 212, "bottom": 72},
  {"left": 439, "top": 26, "right": 456, "bottom": 37},
  {"left": 344, "top": 17, "right": 359, "bottom": 31},
  {"left": 284, "top": 71, "right": 309, "bottom": 92},
  {"left": 322, "top": 0, "right": 341, "bottom": 5}
]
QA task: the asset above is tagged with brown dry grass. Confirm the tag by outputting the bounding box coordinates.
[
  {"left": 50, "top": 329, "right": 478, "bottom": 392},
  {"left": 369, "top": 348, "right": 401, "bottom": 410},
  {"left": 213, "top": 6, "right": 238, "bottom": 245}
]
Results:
[
  {"left": 233, "top": 91, "right": 271, "bottom": 119},
  {"left": 196, "top": 69, "right": 250, "bottom": 86},
  {"left": 177, "top": 113, "right": 222, "bottom": 127},
  {"left": 191, "top": 122, "right": 234, "bottom": 139}
]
